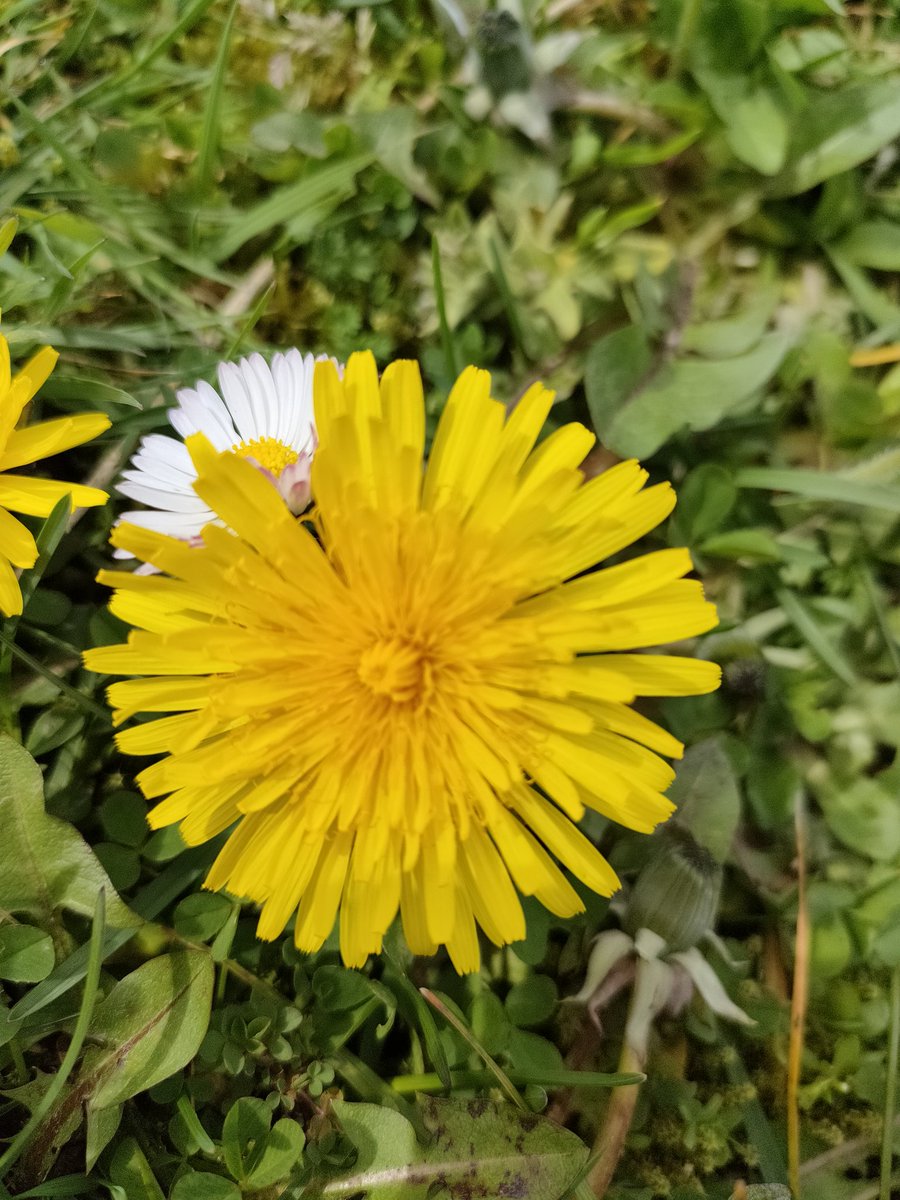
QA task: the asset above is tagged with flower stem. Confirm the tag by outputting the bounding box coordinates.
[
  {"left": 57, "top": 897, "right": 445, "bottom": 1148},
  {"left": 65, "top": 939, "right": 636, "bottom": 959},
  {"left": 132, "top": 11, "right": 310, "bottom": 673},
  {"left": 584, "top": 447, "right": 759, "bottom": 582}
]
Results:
[{"left": 587, "top": 957, "right": 670, "bottom": 1197}]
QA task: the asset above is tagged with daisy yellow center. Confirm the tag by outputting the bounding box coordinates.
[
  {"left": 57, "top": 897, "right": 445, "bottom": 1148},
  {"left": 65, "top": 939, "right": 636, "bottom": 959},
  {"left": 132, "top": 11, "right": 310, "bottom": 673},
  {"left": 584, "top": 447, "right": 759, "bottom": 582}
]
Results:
[
  {"left": 357, "top": 637, "right": 431, "bottom": 705},
  {"left": 233, "top": 436, "right": 298, "bottom": 475}
]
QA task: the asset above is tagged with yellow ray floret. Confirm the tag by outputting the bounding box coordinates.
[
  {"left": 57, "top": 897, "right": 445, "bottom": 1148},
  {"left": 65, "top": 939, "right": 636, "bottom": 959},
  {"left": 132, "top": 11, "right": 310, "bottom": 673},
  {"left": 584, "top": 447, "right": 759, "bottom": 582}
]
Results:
[
  {"left": 86, "top": 353, "right": 721, "bottom": 972},
  {"left": 0, "top": 333, "right": 110, "bottom": 616}
]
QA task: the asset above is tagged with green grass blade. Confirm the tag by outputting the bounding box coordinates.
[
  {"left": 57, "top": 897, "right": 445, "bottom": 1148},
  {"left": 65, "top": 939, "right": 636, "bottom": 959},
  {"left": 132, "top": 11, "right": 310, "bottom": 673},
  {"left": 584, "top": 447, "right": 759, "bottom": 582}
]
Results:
[
  {"left": 776, "top": 586, "right": 857, "bottom": 687},
  {"left": 195, "top": 0, "right": 239, "bottom": 194}
]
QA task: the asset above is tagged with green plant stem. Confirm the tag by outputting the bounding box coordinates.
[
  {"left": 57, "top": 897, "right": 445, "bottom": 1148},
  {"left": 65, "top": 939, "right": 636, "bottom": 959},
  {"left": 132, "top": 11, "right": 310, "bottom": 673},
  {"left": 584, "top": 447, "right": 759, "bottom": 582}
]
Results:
[
  {"left": 0, "top": 890, "right": 105, "bottom": 1184},
  {"left": 880, "top": 965, "right": 900, "bottom": 1200}
]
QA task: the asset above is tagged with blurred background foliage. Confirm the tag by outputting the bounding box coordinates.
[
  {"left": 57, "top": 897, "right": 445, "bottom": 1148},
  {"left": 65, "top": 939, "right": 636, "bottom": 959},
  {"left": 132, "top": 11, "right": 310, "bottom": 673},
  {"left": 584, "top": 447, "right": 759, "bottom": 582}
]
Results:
[{"left": 2, "top": 0, "right": 900, "bottom": 1197}]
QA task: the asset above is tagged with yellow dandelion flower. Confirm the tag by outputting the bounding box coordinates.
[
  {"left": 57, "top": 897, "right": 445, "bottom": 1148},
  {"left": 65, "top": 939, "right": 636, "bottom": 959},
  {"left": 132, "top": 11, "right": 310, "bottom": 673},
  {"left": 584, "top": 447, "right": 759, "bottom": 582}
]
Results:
[
  {"left": 86, "top": 353, "right": 720, "bottom": 972},
  {"left": 0, "top": 333, "right": 110, "bottom": 617}
]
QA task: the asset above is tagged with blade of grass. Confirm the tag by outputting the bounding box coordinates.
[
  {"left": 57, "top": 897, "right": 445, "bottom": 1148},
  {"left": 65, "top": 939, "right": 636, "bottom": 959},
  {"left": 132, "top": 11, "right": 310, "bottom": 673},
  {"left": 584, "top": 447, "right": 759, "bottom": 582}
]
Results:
[
  {"left": 431, "top": 236, "right": 459, "bottom": 380},
  {"left": 775, "top": 586, "right": 857, "bottom": 687},
  {"left": 736, "top": 467, "right": 900, "bottom": 513},
  {"left": 0, "top": 890, "right": 105, "bottom": 1181},
  {"left": 195, "top": 0, "right": 238, "bottom": 194},
  {"left": 420, "top": 987, "right": 525, "bottom": 1110},
  {"left": 46, "top": 0, "right": 219, "bottom": 116}
]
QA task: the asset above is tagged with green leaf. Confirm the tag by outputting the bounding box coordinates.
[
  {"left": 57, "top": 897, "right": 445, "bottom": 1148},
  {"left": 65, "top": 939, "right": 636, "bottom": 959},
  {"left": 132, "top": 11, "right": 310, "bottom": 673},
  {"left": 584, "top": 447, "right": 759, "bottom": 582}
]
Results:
[
  {"left": 736, "top": 466, "right": 900, "bottom": 512},
  {"left": 669, "top": 739, "right": 741, "bottom": 863},
  {"left": 0, "top": 736, "right": 138, "bottom": 934},
  {"left": 39, "top": 375, "right": 140, "bottom": 410},
  {"left": 771, "top": 79, "right": 900, "bottom": 196},
  {"left": 818, "top": 778, "right": 900, "bottom": 863},
  {"left": 313, "top": 1098, "right": 588, "bottom": 1199},
  {"left": 0, "top": 926, "right": 54, "bottom": 983},
  {"left": 173, "top": 893, "right": 233, "bottom": 942},
  {"left": 831, "top": 218, "right": 900, "bottom": 272},
  {"left": 222, "top": 1097, "right": 270, "bottom": 1183},
  {"left": 170, "top": 1174, "right": 241, "bottom": 1200},
  {"left": 221, "top": 1097, "right": 303, "bottom": 1188},
  {"left": 0, "top": 216, "right": 18, "bottom": 257},
  {"left": 697, "top": 70, "right": 790, "bottom": 175},
  {"left": 583, "top": 325, "right": 652, "bottom": 437},
  {"left": 505, "top": 976, "right": 558, "bottom": 1028},
  {"left": 674, "top": 464, "right": 738, "bottom": 542},
  {"left": 107, "top": 1138, "right": 165, "bottom": 1200},
  {"left": 681, "top": 279, "right": 779, "bottom": 357},
  {"left": 78, "top": 948, "right": 213, "bottom": 1109},
  {"left": 597, "top": 333, "right": 792, "bottom": 459},
  {"left": 84, "top": 1103, "right": 122, "bottom": 1173},
  {"left": 699, "top": 529, "right": 782, "bottom": 561}
]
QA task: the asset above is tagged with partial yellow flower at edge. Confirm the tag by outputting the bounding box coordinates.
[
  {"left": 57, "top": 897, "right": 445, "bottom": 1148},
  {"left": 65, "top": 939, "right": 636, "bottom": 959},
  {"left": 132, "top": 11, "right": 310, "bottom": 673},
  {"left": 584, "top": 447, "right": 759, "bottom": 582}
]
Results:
[
  {"left": 0, "top": 333, "right": 110, "bottom": 616},
  {"left": 85, "top": 352, "right": 721, "bottom": 973}
]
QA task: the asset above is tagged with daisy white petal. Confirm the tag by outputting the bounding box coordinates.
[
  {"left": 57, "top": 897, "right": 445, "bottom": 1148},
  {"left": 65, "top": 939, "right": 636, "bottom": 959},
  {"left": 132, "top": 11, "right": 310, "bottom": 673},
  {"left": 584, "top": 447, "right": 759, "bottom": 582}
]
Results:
[{"left": 114, "top": 349, "right": 336, "bottom": 563}]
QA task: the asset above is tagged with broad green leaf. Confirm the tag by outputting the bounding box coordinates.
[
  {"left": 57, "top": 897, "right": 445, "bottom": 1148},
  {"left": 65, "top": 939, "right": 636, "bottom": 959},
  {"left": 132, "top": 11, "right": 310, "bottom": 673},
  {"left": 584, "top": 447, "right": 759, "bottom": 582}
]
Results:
[
  {"left": 597, "top": 332, "right": 791, "bottom": 459},
  {"left": 0, "top": 926, "right": 54, "bottom": 983},
  {"left": 771, "top": 79, "right": 900, "bottom": 196},
  {"left": 583, "top": 325, "right": 652, "bottom": 437},
  {"left": 170, "top": 1174, "right": 241, "bottom": 1200},
  {"left": 78, "top": 949, "right": 213, "bottom": 1109},
  {"left": 0, "top": 736, "right": 138, "bottom": 934},
  {"left": 312, "top": 1098, "right": 588, "bottom": 1199}
]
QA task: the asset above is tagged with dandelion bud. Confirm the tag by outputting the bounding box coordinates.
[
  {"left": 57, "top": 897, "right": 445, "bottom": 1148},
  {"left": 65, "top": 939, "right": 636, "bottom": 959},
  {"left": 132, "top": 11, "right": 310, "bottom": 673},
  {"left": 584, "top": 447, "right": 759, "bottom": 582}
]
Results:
[{"left": 624, "top": 825, "right": 721, "bottom": 953}]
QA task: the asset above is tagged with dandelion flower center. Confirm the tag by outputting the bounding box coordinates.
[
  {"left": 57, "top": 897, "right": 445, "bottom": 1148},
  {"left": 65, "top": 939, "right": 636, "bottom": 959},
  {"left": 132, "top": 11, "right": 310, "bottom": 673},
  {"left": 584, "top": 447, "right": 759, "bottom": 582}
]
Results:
[
  {"left": 358, "top": 636, "right": 432, "bottom": 706},
  {"left": 232, "top": 436, "right": 299, "bottom": 476}
]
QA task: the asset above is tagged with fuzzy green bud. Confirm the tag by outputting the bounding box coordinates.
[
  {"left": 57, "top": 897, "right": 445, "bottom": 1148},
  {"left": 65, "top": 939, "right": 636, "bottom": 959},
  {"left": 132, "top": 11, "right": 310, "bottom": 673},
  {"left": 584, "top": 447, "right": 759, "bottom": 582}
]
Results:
[{"left": 624, "top": 825, "right": 721, "bottom": 952}]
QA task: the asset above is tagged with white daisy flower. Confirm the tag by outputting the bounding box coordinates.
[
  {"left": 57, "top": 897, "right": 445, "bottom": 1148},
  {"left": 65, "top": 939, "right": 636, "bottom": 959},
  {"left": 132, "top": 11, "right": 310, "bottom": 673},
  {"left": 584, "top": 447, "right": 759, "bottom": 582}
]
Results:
[{"left": 115, "top": 350, "right": 330, "bottom": 558}]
